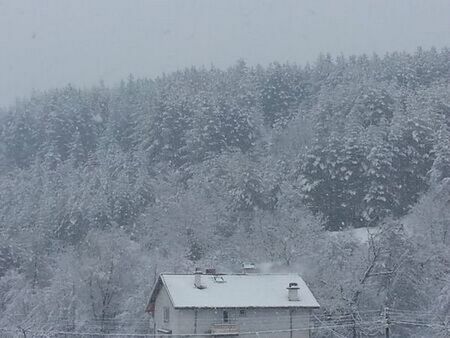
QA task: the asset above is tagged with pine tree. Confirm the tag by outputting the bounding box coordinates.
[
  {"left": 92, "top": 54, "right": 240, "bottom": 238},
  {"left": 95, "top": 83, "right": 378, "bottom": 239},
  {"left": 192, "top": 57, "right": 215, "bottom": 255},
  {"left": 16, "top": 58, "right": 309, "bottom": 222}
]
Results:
[
  {"left": 389, "top": 115, "right": 434, "bottom": 216},
  {"left": 259, "top": 62, "right": 306, "bottom": 127},
  {"left": 301, "top": 132, "right": 345, "bottom": 230},
  {"left": 0, "top": 110, "right": 38, "bottom": 169},
  {"left": 363, "top": 135, "right": 396, "bottom": 225},
  {"left": 338, "top": 117, "right": 366, "bottom": 228},
  {"left": 430, "top": 122, "right": 450, "bottom": 184}
]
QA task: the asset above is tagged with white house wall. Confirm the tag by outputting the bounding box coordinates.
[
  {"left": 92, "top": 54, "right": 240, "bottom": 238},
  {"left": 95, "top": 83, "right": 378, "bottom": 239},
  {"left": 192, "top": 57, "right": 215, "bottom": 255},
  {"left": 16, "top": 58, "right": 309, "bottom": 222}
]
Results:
[
  {"left": 239, "top": 308, "right": 311, "bottom": 338},
  {"left": 156, "top": 305, "right": 311, "bottom": 337},
  {"left": 154, "top": 286, "right": 178, "bottom": 333}
]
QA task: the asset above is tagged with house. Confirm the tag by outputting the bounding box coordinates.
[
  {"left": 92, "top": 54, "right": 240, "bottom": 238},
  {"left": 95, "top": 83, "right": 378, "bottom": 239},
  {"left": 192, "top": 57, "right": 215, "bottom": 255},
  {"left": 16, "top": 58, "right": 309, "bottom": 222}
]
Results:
[{"left": 146, "top": 268, "right": 320, "bottom": 337}]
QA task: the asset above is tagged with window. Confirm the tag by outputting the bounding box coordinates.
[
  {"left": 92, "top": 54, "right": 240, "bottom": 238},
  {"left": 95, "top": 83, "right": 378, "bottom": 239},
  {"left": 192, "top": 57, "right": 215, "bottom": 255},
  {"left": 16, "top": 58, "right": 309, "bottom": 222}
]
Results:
[
  {"left": 239, "top": 309, "right": 246, "bottom": 317},
  {"left": 223, "top": 310, "right": 229, "bottom": 323},
  {"left": 213, "top": 276, "right": 225, "bottom": 283},
  {"left": 163, "top": 307, "right": 170, "bottom": 323}
]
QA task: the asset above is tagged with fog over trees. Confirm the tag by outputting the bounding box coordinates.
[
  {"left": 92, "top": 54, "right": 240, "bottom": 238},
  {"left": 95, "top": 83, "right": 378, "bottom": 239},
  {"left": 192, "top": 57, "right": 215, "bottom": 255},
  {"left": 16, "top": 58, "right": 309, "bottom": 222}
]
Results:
[{"left": 0, "top": 48, "right": 449, "bottom": 337}]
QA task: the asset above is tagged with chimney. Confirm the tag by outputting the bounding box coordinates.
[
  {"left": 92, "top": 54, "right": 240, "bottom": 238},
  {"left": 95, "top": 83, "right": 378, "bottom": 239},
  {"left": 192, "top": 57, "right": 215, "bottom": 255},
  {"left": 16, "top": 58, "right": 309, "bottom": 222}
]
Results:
[
  {"left": 287, "top": 282, "right": 300, "bottom": 301},
  {"left": 194, "top": 268, "right": 204, "bottom": 289},
  {"left": 241, "top": 263, "right": 256, "bottom": 274}
]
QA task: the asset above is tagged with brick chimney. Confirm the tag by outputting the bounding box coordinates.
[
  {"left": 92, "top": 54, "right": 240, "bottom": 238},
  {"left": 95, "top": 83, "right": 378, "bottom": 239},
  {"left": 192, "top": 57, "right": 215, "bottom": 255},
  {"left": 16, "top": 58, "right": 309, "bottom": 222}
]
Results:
[
  {"left": 194, "top": 268, "right": 204, "bottom": 289},
  {"left": 205, "top": 268, "right": 216, "bottom": 275},
  {"left": 241, "top": 263, "right": 256, "bottom": 274},
  {"left": 287, "top": 282, "right": 300, "bottom": 301}
]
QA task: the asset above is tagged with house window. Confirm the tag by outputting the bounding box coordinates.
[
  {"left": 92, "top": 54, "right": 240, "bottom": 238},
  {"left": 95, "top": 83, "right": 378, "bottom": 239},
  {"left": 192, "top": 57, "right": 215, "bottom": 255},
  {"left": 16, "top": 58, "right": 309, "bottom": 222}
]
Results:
[
  {"left": 214, "top": 276, "right": 225, "bottom": 283},
  {"left": 239, "top": 309, "right": 246, "bottom": 317},
  {"left": 223, "top": 310, "right": 229, "bottom": 323},
  {"left": 163, "top": 307, "right": 170, "bottom": 323}
]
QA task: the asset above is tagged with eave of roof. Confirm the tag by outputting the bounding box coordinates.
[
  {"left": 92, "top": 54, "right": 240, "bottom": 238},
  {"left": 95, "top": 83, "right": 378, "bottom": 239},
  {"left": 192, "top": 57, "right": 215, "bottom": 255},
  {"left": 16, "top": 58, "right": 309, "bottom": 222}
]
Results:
[{"left": 146, "top": 272, "right": 178, "bottom": 312}]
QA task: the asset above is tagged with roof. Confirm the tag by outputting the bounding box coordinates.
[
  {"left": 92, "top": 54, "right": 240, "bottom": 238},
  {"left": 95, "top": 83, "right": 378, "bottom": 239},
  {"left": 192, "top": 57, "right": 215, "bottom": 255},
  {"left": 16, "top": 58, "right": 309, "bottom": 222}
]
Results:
[{"left": 148, "top": 273, "right": 320, "bottom": 309}]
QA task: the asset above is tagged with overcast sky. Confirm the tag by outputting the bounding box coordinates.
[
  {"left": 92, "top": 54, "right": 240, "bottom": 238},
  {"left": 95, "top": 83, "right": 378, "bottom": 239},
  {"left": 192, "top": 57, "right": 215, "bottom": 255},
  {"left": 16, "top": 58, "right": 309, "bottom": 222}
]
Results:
[{"left": 1, "top": 0, "right": 450, "bottom": 107}]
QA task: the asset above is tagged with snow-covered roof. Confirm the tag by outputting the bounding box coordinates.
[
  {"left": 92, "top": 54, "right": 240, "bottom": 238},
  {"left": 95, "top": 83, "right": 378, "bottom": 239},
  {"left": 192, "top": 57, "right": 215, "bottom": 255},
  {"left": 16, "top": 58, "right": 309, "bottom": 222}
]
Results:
[
  {"left": 329, "top": 226, "right": 381, "bottom": 244},
  {"left": 148, "top": 273, "right": 320, "bottom": 309}
]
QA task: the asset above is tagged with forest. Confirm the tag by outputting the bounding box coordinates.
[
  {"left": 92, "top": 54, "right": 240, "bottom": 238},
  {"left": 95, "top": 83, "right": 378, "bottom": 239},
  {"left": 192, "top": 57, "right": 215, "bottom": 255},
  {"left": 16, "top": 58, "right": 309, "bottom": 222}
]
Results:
[{"left": 0, "top": 47, "right": 449, "bottom": 337}]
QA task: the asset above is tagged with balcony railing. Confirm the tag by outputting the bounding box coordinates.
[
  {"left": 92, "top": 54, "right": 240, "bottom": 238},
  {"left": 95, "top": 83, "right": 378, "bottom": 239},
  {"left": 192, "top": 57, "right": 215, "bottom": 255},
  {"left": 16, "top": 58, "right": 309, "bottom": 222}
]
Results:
[{"left": 210, "top": 323, "right": 240, "bottom": 335}]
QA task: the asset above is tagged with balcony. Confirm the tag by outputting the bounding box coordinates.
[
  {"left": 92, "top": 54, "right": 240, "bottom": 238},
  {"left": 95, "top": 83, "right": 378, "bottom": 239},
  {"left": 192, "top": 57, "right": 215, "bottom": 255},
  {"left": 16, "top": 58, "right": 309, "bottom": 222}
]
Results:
[{"left": 210, "top": 323, "right": 240, "bottom": 336}]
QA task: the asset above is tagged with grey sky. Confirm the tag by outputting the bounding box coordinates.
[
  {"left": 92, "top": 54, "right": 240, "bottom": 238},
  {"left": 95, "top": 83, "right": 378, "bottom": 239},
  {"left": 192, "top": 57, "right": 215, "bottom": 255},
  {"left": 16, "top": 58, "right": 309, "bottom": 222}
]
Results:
[{"left": 1, "top": 0, "right": 450, "bottom": 107}]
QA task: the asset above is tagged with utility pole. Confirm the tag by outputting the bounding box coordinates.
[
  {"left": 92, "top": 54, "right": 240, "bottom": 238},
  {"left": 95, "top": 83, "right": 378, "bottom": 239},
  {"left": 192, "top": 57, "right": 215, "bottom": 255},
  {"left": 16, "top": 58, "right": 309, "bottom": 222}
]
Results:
[
  {"left": 384, "top": 307, "right": 390, "bottom": 338},
  {"left": 289, "top": 308, "right": 293, "bottom": 338}
]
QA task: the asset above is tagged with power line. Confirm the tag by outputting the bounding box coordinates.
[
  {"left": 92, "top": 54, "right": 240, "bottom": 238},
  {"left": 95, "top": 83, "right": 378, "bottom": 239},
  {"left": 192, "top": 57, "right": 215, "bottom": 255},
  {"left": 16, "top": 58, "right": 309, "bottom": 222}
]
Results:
[
  {"left": 313, "top": 313, "right": 347, "bottom": 338},
  {"left": 1, "top": 321, "right": 386, "bottom": 337},
  {"left": 3, "top": 308, "right": 447, "bottom": 337},
  {"left": 4, "top": 309, "right": 382, "bottom": 324}
]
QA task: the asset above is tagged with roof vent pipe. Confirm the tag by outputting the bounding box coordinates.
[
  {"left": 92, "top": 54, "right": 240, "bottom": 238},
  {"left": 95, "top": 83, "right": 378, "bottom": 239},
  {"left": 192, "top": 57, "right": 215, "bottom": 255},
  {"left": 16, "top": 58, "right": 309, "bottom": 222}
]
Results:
[{"left": 287, "top": 282, "right": 300, "bottom": 301}]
